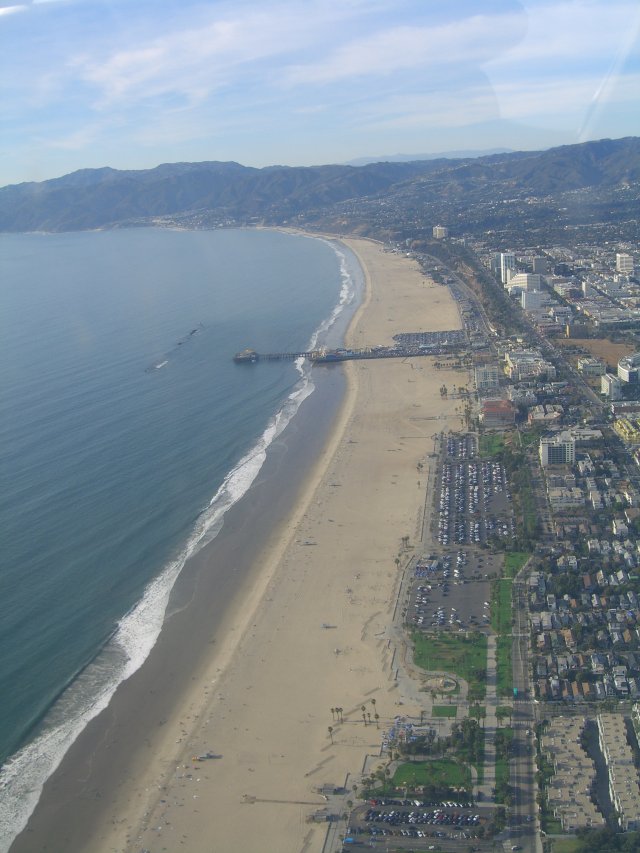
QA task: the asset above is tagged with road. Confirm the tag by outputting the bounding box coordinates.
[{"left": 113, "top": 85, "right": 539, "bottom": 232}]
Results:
[{"left": 507, "top": 570, "right": 542, "bottom": 853}]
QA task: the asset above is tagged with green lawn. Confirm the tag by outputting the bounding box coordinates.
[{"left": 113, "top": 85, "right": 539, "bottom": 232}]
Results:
[
  {"left": 432, "top": 705, "right": 457, "bottom": 718},
  {"left": 491, "top": 579, "right": 513, "bottom": 634},
  {"left": 519, "top": 427, "right": 545, "bottom": 449},
  {"left": 494, "top": 727, "right": 514, "bottom": 804},
  {"left": 552, "top": 840, "right": 581, "bottom": 853},
  {"left": 543, "top": 815, "right": 564, "bottom": 834},
  {"left": 479, "top": 434, "right": 505, "bottom": 458},
  {"left": 413, "top": 632, "right": 488, "bottom": 701},
  {"left": 392, "top": 759, "right": 472, "bottom": 791},
  {"left": 504, "top": 551, "right": 530, "bottom": 579},
  {"left": 496, "top": 636, "right": 513, "bottom": 696}
]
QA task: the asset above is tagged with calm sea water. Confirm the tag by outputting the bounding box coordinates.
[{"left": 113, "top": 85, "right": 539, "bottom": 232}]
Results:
[{"left": 0, "top": 227, "right": 360, "bottom": 847}]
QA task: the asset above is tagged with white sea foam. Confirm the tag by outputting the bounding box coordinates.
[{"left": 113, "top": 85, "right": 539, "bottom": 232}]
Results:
[{"left": 0, "top": 236, "right": 359, "bottom": 852}]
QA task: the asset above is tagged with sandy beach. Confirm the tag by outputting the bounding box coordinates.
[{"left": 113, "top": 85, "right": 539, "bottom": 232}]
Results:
[{"left": 10, "top": 238, "right": 465, "bottom": 853}]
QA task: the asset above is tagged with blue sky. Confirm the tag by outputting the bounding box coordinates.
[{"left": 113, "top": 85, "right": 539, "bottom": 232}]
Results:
[{"left": 2, "top": 0, "right": 639, "bottom": 186}]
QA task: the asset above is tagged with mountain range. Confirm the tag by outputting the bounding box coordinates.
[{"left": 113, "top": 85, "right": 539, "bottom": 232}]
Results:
[{"left": 0, "top": 137, "right": 638, "bottom": 234}]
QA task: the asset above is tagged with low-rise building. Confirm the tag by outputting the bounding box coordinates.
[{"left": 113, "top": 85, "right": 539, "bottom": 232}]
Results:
[
  {"left": 598, "top": 713, "right": 640, "bottom": 831},
  {"left": 578, "top": 357, "right": 606, "bottom": 376},
  {"left": 480, "top": 398, "right": 516, "bottom": 429},
  {"left": 614, "top": 417, "right": 640, "bottom": 444},
  {"left": 541, "top": 717, "right": 605, "bottom": 831}
]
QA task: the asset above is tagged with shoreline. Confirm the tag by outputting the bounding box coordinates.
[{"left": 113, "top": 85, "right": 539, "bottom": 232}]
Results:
[
  {"left": 10, "top": 237, "right": 464, "bottom": 853},
  {"left": 7, "top": 235, "right": 360, "bottom": 853}
]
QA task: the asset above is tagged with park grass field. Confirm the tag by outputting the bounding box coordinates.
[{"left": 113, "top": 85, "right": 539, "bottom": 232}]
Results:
[
  {"left": 392, "top": 759, "right": 472, "bottom": 792},
  {"left": 504, "top": 551, "right": 529, "bottom": 579},
  {"left": 413, "top": 632, "right": 488, "bottom": 701},
  {"left": 432, "top": 705, "right": 457, "bottom": 718},
  {"left": 552, "top": 839, "right": 581, "bottom": 853},
  {"left": 479, "top": 433, "right": 505, "bottom": 458},
  {"left": 491, "top": 578, "right": 513, "bottom": 635},
  {"left": 496, "top": 635, "right": 513, "bottom": 696}
]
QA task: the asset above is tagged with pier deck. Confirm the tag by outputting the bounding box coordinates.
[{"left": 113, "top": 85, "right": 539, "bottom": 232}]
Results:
[{"left": 233, "top": 331, "right": 468, "bottom": 365}]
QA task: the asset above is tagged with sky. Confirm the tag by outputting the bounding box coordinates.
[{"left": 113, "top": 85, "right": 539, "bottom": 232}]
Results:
[{"left": 1, "top": 0, "right": 640, "bottom": 186}]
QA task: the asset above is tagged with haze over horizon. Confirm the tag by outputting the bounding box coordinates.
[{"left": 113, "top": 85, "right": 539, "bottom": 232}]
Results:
[{"left": 2, "top": 0, "right": 640, "bottom": 188}]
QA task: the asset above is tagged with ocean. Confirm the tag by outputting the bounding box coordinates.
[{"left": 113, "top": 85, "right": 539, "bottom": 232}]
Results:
[{"left": 0, "top": 227, "right": 362, "bottom": 849}]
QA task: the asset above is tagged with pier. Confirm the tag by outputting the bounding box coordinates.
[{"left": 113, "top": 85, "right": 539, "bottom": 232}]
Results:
[
  {"left": 233, "top": 348, "right": 324, "bottom": 363},
  {"left": 233, "top": 330, "right": 468, "bottom": 365}
]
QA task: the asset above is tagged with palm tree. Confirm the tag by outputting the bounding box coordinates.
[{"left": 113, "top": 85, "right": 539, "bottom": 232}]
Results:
[
  {"left": 375, "top": 713, "right": 380, "bottom": 729},
  {"left": 330, "top": 707, "right": 336, "bottom": 720},
  {"left": 328, "top": 726, "right": 334, "bottom": 744}
]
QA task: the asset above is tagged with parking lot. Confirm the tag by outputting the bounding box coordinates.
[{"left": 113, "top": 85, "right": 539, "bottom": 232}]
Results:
[
  {"left": 407, "top": 550, "right": 501, "bottom": 634},
  {"left": 345, "top": 801, "right": 494, "bottom": 850},
  {"left": 436, "top": 434, "right": 515, "bottom": 547}
]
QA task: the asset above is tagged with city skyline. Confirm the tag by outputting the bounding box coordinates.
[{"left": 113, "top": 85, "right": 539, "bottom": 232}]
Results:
[{"left": 2, "top": 0, "right": 640, "bottom": 187}]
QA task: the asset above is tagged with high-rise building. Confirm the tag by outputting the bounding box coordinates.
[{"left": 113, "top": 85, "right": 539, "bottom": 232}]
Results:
[
  {"left": 432, "top": 225, "right": 449, "bottom": 239},
  {"left": 506, "top": 273, "right": 543, "bottom": 292},
  {"left": 500, "top": 252, "right": 516, "bottom": 285},
  {"left": 540, "top": 432, "right": 576, "bottom": 466},
  {"left": 616, "top": 253, "right": 634, "bottom": 275},
  {"left": 521, "top": 290, "right": 545, "bottom": 310},
  {"left": 618, "top": 352, "right": 640, "bottom": 383},
  {"left": 602, "top": 373, "right": 623, "bottom": 401},
  {"left": 532, "top": 256, "right": 549, "bottom": 274}
]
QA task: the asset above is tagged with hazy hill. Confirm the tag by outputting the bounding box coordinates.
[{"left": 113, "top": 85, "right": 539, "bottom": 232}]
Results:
[
  {"left": 0, "top": 137, "right": 638, "bottom": 233},
  {"left": 345, "top": 148, "right": 513, "bottom": 166}
]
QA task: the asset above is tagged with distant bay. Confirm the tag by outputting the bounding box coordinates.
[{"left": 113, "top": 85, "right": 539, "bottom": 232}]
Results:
[{"left": 0, "top": 227, "right": 362, "bottom": 848}]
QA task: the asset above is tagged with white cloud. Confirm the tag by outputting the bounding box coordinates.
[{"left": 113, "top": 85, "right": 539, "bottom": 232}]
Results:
[
  {"left": 352, "top": 69, "right": 640, "bottom": 137},
  {"left": 0, "top": 4, "right": 27, "bottom": 16},
  {"left": 355, "top": 87, "right": 502, "bottom": 132},
  {"left": 48, "top": 124, "right": 101, "bottom": 150},
  {"left": 69, "top": 1, "right": 373, "bottom": 110},
  {"left": 485, "top": 0, "right": 640, "bottom": 69},
  {"left": 283, "top": 13, "right": 526, "bottom": 86}
]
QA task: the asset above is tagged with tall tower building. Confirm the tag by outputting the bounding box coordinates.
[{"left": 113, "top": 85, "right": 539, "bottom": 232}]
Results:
[
  {"left": 500, "top": 252, "right": 516, "bottom": 285},
  {"left": 532, "top": 255, "right": 549, "bottom": 274}
]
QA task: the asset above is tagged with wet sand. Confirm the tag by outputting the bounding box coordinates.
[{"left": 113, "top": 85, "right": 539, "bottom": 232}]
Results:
[{"left": 10, "top": 238, "right": 465, "bottom": 853}]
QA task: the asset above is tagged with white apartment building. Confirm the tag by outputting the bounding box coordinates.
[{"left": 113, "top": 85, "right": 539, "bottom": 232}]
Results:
[
  {"left": 598, "top": 713, "right": 640, "bottom": 831},
  {"left": 500, "top": 252, "right": 516, "bottom": 285},
  {"left": 474, "top": 364, "right": 501, "bottom": 393},
  {"left": 617, "top": 253, "right": 635, "bottom": 275},
  {"left": 540, "top": 431, "right": 576, "bottom": 466}
]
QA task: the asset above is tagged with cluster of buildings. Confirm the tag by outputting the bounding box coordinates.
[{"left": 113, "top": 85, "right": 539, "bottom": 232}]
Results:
[
  {"left": 488, "top": 249, "right": 637, "bottom": 332},
  {"left": 540, "top": 717, "right": 605, "bottom": 832},
  {"left": 474, "top": 343, "right": 562, "bottom": 430},
  {"left": 541, "top": 713, "right": 640, "bottom": 833},
  {"left": 529, "top": 547, "right": 640, "bottom": 702}
]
